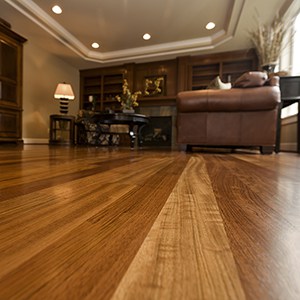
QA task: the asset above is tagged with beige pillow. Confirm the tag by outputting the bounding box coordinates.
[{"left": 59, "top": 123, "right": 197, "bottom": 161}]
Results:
[
  {"left": 233, "top": 71, "right": 268, "bottom": 88},
  {"left": 207, "top": 76, "right": 232, "bottom": 89}
]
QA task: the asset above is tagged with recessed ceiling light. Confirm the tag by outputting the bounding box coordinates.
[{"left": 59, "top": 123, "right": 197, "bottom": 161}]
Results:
[
  {"left": 52, "top": 5, "right": 62, "bottom": 14},
  {"left": 206, "top": 22, "right": 216, "bottom": 30},
  {"left": 143, "top": 33, "right": 151, "bottom": 41},
  {"left": 92, "top": 42, "right": 100, "bottom": 49}
]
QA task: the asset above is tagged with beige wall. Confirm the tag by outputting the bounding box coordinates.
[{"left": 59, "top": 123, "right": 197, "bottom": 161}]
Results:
[{"left": 22, "top": 40, "right": 79, "bottom": 144}]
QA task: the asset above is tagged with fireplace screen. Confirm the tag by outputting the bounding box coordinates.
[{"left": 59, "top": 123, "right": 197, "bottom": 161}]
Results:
[{"left": 140, "top": 116, "right": 172, "bottom": 147}]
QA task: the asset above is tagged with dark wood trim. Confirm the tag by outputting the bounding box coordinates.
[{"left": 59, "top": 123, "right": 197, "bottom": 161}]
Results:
[{"left": 80, "top": 49, "right": 258, "bottom": 110}]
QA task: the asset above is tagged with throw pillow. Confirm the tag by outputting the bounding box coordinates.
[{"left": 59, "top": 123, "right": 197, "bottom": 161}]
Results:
[
  {"left": 233, "top": 71, "right": 268, "bottom": 88},
  {"left": 207, "top": 76, "right": 232, "bottom": 89}
]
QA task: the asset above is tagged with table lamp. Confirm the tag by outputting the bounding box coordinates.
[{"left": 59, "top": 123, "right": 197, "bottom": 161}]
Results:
[{"left": 54, "top": 83, "right": 75, "bottom": 114}]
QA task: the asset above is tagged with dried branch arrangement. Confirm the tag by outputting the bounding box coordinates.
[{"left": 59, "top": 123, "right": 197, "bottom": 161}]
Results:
[{"left": 249, "top": 14, "right": 291, "bottom": 66}]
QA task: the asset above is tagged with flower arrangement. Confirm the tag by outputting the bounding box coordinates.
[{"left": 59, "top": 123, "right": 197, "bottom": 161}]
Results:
[
  {"left": 249, "top": 14, "right": 291, "bottom": 67},
  {"left": 115, "top": 79, "right": 141, "bottom": 110}
]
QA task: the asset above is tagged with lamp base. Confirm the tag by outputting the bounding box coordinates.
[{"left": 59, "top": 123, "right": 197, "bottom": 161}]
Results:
[{"left": 59, "top": 98, "right": 69, "bottom": 114}]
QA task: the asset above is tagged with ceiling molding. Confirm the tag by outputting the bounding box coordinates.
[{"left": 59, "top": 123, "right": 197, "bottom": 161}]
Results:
[{"left": 5, "top": 0, "right": 246, "bottom": 64}]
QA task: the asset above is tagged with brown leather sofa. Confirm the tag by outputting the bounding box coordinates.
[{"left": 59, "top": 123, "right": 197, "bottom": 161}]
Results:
[{"left": 176, "top": 72, "right": 281, "bottom": 154}]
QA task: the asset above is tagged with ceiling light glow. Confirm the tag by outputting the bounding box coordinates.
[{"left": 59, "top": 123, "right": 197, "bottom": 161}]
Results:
[
  {"left": 206, "top": 22, "right": 216, "bottom": 30},
  {"left": 52, "top": 5, "right": 62, "bottom": 14},
  {"left": 92, "top": 42, "right": 100, "bottom": 49},
  {"left": 143, "top": 33, "right": 151, "bottom": 41}
]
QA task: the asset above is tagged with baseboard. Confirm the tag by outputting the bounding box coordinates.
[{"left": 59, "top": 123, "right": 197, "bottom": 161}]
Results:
[
  {"left": 23, "top": 138, "right": 49, "bottom": 145},
  {"left": 280, "top": 142, "right": 297, "bottom": 152}
]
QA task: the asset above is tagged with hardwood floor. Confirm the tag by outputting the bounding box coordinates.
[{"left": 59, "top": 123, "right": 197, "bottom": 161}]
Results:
[{"left": 0, "top": 145, "right": 299, "bottom": 299}]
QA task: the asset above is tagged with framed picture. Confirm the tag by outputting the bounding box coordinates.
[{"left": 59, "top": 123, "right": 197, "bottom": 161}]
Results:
[{"left": 144, "top": 76, "right": 166, "bottom": 97}]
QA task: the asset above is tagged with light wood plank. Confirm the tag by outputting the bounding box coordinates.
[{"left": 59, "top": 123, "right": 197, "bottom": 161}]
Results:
[{"left": 111, "top": 155, "right": 245, "bottom": 300}]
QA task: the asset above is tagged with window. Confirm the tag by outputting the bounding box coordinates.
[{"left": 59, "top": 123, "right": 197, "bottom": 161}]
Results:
[
  {"left": 291, "top": 13, "right": 300, "bottom": 75},
  {"left": 280, "top": 11, "right": 300, "bottom": 118}
]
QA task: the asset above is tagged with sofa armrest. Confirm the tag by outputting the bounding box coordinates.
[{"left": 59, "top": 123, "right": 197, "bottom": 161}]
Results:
[{"left": 266, "top": 76, "right": 280, "bottom": 87}]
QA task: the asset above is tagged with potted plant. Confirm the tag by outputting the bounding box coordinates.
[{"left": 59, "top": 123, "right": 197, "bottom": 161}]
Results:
[{"left": 115, "top": 79, "right": 141, "bottom": 113}]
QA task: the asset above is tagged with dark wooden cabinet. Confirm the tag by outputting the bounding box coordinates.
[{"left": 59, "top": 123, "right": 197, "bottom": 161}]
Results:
[{"left": 0, "top": 22, "right": 26, "bottom": 143}]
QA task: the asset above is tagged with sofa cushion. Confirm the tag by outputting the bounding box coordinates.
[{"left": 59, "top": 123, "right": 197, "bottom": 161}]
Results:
[
  {"left": 207, "top": 76, "right": 232, "bottom": 89},
  {"left": 233, "top": 71, "right": 268, "bottom": 88}
]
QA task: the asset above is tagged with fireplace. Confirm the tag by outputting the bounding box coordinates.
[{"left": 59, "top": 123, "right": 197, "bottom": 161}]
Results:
[
  {"left": 137, "top": 105, "right": 177, "bottom": 149},
  {"left": 140, "top": 116, "right": 172, "bottom": 147}
]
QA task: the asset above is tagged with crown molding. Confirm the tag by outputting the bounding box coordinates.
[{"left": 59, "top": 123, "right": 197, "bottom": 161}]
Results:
[{"left": 5, "top": 0, "right": 246, "bottom": 64}]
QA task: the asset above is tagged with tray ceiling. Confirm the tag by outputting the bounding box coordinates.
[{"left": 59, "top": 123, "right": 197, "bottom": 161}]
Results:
[{"left": 1, "top": 0, "right": 297, "bottom": 68}]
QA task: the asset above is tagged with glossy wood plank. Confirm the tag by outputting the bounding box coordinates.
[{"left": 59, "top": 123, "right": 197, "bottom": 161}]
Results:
[
  {"left": 0, "top": 147, "right": 188, "bottom": 299},
  {"left": 204, "top": 153, "right": 300, "bottom": 300},
  {"left": 112, "top": 155, "right": 245, "bottom": 300},
  {"left": 0, "top": 146, "right": 300, "bottom": 300}
]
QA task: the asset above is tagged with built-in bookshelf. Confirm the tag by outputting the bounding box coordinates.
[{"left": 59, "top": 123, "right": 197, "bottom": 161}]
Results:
[
  {"left": 80, "top": 49, "right": 258, "bottom": 111},
  {"left": 177, "top": 49, "right": 258, "bottom": 92},
  {"left": 80, "top": 67, "right": 126, "bottom": 111}
]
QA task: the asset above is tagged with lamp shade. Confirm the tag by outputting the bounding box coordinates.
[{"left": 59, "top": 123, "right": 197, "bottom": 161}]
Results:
[{"left": 54, "top": 83, "right": 75, "bottom": 100}]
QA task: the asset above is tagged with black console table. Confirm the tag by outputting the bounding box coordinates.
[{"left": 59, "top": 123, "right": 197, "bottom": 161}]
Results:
[
  {"left": 91, "top": 113, "right": 150, "bottom": 149},
  {"left": 276, "top": 76, "right": 300, "bottom": 153}
]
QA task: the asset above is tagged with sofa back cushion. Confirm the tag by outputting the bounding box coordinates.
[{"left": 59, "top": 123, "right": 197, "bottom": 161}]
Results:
[
  {"left": 177, "top": 86, "right": 280, "bottom": 113},
  {"left": 233, "top": 71, "right": 268, "bottom": 88}
]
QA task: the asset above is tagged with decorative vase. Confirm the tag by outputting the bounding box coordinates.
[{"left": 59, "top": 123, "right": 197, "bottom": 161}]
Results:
[
  {"left": 261, "top": 64, "right": 277, "bottom": 75},
  {"left": 122, "top": 108, "right": 135, "bottom": 114}
]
